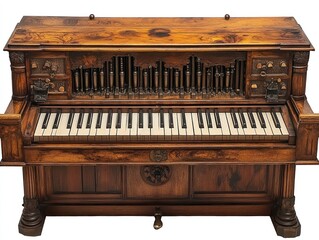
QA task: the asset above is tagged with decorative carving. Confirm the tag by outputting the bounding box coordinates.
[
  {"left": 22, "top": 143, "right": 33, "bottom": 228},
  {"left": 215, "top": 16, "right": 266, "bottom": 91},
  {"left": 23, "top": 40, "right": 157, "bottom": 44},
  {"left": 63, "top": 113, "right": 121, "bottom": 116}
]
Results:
[
  {"left": 19, "top": 198, "right": 45, "bottom": 236},
  {"left": 141, "top": 165, "right": 171, "bottom": 186},
  {"left": 30, "top": 58, "right": 65, "bottom": 77},
  {"left": 9, "top": 52, "right": 25, "bottom": 65},
  {"left": 293, "top": 51, "right": 310, "bottom": 66},
  {"left": 31, "top": 79, "right": 55, "bottom": 102},
  {"left": 150, "top": 150, "right": 168, "bottom": 162},
  {"left": 272, "top": 197, "right": 301, "bottom": 237}
]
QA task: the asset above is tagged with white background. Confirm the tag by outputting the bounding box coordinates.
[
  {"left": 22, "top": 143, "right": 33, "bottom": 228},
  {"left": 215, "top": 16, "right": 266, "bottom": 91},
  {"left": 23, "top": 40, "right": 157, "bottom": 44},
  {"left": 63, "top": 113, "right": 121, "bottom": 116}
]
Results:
[{"left": 0, "top": 0, "right": 319, "bottom": 239}]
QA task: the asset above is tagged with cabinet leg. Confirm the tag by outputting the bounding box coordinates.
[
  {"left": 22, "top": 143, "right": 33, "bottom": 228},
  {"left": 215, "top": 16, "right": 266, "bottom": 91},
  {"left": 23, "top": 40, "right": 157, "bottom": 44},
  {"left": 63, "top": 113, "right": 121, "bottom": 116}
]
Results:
[
  {"left": 18, "top": 197, "right": 45, "bottom": 236},
  {"left": 271, "top": 197, "right": 301, "bottom": 238}
]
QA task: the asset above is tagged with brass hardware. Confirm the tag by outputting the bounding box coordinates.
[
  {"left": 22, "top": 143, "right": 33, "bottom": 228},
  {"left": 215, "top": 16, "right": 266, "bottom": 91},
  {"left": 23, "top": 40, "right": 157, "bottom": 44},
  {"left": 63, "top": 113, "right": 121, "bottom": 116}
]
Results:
[
  {"left": 31, "top": 62, "right": 38, "bottom": 69},
  {"left": 150, "top": 150, "right": 168, "bottom": 162},
  {"left": 260, "top": 71, "right": 267, "bottom": 77},
  {"left": 281, "top": 83, "right": 287, "bottom": 90},
  {"left": 280, "top": 61, "right": 287, "bottom": 68},
  {"left": 277, "top": 78, "right": 282, "bottom": 83},
  {"left": 43, "top": 60, "right": 52, "bottom": 69},
  {"left": 256, "top": 63, "right": 263, "bottom": 69},
  {"left": 153, "top": 208, "right": 163, "bottom": 230},
  {"left": 267, "top": 61, "right": 274, "bottom": 68},
  {"left": 58, "top": 86, "right": 65, "bottom": 92},
  {"left": 251, "top": 83, "right": 258, "bottom": 89}
]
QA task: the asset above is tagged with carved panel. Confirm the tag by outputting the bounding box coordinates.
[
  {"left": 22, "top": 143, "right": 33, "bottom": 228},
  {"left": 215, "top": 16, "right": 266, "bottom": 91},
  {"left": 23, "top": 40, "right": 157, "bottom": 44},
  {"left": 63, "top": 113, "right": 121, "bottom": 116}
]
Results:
[
  {"left": 30, "top": 58, "right": 66, "bottom": 77},
  {"left": 0, "top": 117, "right": 24, "bottom": 162},
  {"left": 140, "top": 165, "right": 171, "bottom": 186}
]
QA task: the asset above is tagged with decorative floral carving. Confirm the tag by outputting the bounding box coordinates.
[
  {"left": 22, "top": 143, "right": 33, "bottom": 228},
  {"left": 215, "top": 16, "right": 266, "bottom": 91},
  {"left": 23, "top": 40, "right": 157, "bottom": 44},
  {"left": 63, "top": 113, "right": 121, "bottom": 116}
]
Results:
[
  {"left": 149, "top": 150, "right": 168, "bottom": 162},
  {"left": 141, "top": 165, "right": 171, "bottom": 186},
  {"left": 293, "top": 51, "right": 309, "bottom": 66},
  {"left": 9, "top": 52, "right": 25, "bottom": 65}
]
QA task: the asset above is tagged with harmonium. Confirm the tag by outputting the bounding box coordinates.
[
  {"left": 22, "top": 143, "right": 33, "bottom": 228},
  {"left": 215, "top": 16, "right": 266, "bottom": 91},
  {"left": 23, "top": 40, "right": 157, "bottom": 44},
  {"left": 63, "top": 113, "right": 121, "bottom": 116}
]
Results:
[{"left": 0, "top": 15, "right": 318, "bottom": 238}]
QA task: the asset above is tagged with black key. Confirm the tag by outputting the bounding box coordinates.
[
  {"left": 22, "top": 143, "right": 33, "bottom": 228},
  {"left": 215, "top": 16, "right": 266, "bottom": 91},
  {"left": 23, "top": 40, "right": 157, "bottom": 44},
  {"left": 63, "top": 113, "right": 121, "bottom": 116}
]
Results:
[
  {"left": 248, "top": 110, "right": 256, "bottom": 128},
  {"left": 96, "top": 110, "right": 102, "bottom": 129},
  {"left": 139, "top": 109, "right": 143, "bottom": 128},
  {"left": 116, "top": 109, "right": 122, "bottom": 129},
  {"left": 214, "top": 109, "right": 221, "bottom": 128},
  {"left": 77, "top": 109, "right": 84, "bottom": 128},
  {"left": 86, "top": 111, "right": 93, "bottom": 129},
  {"left": 148, "top": 109, "right": 153, "bottom": 128},
  {"left": 160, "top": 109, "right": 164, "bottom": 128},
  {"left": 230, "top": 108, "right": 238, "bottom": 128},
  {"left": 238, "top": 109, "right": 247, "bottom": 128},
  {"left": 128, "top": 109, "right": 133, "bottom": 129},
  {"left": 106, "top": 109, "right": 113, "bottom": 128},
  {"left": 205, "top": 109, "right": 212, "bottom": 128},
  {"left": 257, "top": 109, "right": 266, "bottom": 128},
  {"left": 67, "top": 110, "right": 75, "bottom": 129},
  {"left": 271, "top": 108, "right": 281, "bottom": 128},
  {"left": 197, "top": 109, "right": 204, "bottom": 128},
  {"left": 53, "top": 109, "right": 62, "bottom": 129},
  {"left": 42, "top": 112, "right": 51, "bottom": 129},
  {"left": 169, "top": 109, "right": 174, "bottom": 128},
  {"left": 181, "top": 109, "right": 187, "bottom": 128}
]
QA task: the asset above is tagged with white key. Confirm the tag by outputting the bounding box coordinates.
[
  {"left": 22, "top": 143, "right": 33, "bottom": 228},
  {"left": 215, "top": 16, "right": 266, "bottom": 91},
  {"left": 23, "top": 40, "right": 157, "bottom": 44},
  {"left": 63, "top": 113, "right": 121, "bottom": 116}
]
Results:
[
  {"left": 276, "top": 112, "right": 289, "bottom": 136},
  {"left": 96, "top": 113, "right": 110, "bottom": 141},
  {"left": 77, "top": 113, "right": 90, "bottom": 140},
  {"left": 55, "top": 113, "right": 70, "bottom": 140},
  {"left": 42, "top": 113, "right": 56, "bottom": 139},
  {"left": 261, "top": 112, "right": 273, "bottom": 137},
  {"left": 185, "top": 113, "right": 194, "bottom": 140},
  {"left": 235, "top": 112, "right": 245, "bottom": 140},
  {"left": 209, "top": 112, "right": 222, "bottom": 140},
  {"left": 151, "top": 113, "right": 159, "bottom": 140},
  {"left": 109, "top": 112, "right": 118, "bottom": 140},
  {"left": 219, "top": 113, "right": 230, "bottom": 140},
  {"left": 130, "top": 113, "right": 138, "bottom": 141},
  {"left": 201, "top": 112, "right": 210, "bottom": 140},
  {"left": 252, "top": 112, "right": 266, "bottom": 139},
  {"left": 191, "top": 113, "right": 202, "bottom": 140},
  {"left": 88, "top": 113, "right": 99, "bottom": 140},
  {"left": 117, "top": 112, "right": 128, "bottom": 140},
  {"left": 243, "top": 112, "right": 257, "bottom": 139},
  {"left": 138, "top": 113, "right": 150, "bottom": 140},
  {"left": 171, "top": 113, "right": 179, "bottom": 140},
  {"left": 226, "top": 112, "right": 238, "bottom": 138},
  {"left": 34, "top": 113, "right": 46, "bottom": 141},
  {"left": 177, "top": 113, "right": 187, "bottom": 140},
  {"left": 265, "top": 112, "right": 282, "bottom": 136},
  {"left": 164, "top": 113, "right": 171, "bottom": 140},
  {"left": 69, "top": 113, "right": 80, "bottom": 141}
]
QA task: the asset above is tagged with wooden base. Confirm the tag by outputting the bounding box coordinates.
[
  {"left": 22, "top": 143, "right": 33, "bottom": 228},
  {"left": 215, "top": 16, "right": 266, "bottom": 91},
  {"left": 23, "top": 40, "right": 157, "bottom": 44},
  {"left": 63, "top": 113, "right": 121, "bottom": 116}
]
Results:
[
  {"left": 18, "top": 198, "right": 45, "bottom": 236},
  {"left": 271, "top": 197, "right": 301, "bottom": 238}
]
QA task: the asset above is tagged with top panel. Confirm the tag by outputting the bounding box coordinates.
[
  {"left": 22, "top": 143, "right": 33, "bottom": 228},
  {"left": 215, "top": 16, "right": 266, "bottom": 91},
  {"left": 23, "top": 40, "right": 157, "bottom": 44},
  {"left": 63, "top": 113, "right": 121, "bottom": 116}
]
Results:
[{"left": 4, "top": 16, "right": 314, "bottom": 51}]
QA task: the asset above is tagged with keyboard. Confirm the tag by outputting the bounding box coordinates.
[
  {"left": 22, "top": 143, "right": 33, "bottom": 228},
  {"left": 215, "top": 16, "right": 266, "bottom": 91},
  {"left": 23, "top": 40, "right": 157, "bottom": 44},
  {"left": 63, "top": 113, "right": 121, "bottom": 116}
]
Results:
[{"left": 34, "top": 107, "right": 289, "bottom": 142}]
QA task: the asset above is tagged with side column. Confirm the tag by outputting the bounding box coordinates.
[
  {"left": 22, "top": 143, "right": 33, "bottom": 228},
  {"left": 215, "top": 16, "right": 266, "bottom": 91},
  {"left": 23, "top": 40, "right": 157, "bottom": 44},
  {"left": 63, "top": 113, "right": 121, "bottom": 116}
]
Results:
[
  {"left": 18, "top": 166, "right": 45, "bottom": 236},
  {"left": 271, "top": 164, "right": 301, "bottom": 238}
]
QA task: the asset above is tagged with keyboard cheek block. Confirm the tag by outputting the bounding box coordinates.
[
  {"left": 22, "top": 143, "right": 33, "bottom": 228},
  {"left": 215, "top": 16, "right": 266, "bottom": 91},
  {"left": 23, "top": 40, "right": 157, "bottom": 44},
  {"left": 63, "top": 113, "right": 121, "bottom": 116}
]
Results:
[{"left": 1, "top": 16, "right": 319, "bottom": 238}]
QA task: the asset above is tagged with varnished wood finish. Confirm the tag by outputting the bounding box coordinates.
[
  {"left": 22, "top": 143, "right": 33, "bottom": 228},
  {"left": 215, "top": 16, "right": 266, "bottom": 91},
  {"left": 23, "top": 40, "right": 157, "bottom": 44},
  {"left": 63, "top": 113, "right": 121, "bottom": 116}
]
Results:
[{"left": 1, "top": 16, "right": 319, "bottom": 238}]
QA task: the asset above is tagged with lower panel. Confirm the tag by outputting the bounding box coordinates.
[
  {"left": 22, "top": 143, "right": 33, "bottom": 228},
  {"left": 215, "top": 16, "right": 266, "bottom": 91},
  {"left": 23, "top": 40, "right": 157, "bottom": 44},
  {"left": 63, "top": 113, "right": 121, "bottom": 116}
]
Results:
[{"left": 43, "top": 204, "right": 272, "bottom": 217}]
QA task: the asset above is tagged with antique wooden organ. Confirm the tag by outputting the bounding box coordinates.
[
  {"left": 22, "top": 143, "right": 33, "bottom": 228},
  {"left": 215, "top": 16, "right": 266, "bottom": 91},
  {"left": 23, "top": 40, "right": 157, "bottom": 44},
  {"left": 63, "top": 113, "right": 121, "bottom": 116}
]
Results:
[{"left": 0, "top": 15, "right": 318, "bottom": 237}]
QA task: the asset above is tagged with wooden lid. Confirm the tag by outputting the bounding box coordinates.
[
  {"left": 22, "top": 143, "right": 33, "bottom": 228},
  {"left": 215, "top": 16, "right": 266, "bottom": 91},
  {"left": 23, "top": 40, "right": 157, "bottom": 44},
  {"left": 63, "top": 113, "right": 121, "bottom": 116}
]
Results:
[{"left": 4, "top": 16, "right": 314, "bottom": 51}]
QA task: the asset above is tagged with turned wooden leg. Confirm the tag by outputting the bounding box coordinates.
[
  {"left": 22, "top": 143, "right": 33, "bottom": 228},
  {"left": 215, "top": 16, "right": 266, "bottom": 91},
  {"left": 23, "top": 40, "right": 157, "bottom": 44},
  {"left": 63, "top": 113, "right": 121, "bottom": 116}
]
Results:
[
  {"left": 18, "top": 166, "right": 45, "bottom": 236},
  {"left": 271, "top": 165, "right": 301, "bottom": 238}
]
